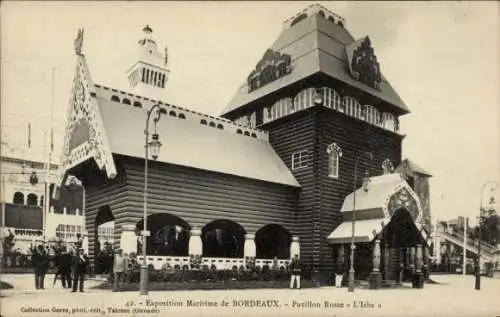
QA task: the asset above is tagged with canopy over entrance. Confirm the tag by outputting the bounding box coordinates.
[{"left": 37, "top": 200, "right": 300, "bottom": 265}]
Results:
[{"left": 327, "top": 173, "right": 429, "bottom": 245}]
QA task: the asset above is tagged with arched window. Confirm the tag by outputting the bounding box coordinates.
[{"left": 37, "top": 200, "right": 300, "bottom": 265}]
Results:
[
  {"left": 13, "top": 192, "right": 24, "bottom": 204},
  {"left": 236, "top": 129, "right": 243, "bottom": 134},
  {"left": 337, "top": 21, "right": 344, "bottom": 28},
  {"left": 122, "top": 98, "right": 131, "bottom": 105},
  {"left": 27, "top": 193, "right": 38, "bottom": 206},
  {"left": 169, "top": 110, "right": 177, "bottom": 117},
  {"left": 327, "top": 143, "right": 343, "bottom": 178},
  {"left": 244, "top": 131, "right": 250, "bottom": 136},
  {"left": 365, "top": 105, "right": 380, "bottom": 125},
  {"left": 111, "top": 95, "right": 120, "bottom": 102},
  {"left": 251, "top": 133, "right": 257, "bottom": 138},
  {"left": 209, "top": 122, "right": 216, "bottom": 127},
  {"left": 342, "top": 96, "right": 360, "bottom": 118},
  {"left": 382, "top": 113, "right": 395, "bottom": 131},
  {"left": 323, "top": 88, "right": 342, "bottom": 111},
  {"left": 133, "top": 101, "right": 142, "bottom": 108},
  {"left": 200, "top": 119, "right": 207, "bottom": 125},
  {"left": 290, "top": 13, "right": 307, "bottom": 27},
  {"left": 178, "top": 113, "right": 186, "bottom": 119},
  {"left": 216, "top": 124, "right": 223, "bottom": 130},
  {"left": 293, "top": 88, "right": 315, "bottom": 111},
  {"left": 328, "top": 16, "right": 335, "bottom": 23}
]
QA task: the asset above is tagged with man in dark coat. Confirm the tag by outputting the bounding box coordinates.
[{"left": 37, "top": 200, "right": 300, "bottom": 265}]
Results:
[
  {"left": 71, "top": 248, "right": 88, "bottom": 293},
  {"left": 58, "top": 250, "right": 73, "bottom": 289},
  {"left": 289, "top": 254, "right": 301, "bottom": 289},
  {"left": 33, "top": 244, "right": 49, "bottom": 290}
]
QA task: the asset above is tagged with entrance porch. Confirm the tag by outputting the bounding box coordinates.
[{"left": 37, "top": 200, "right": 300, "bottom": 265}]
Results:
[{"left": 327, "top": 173, "right": 431, "bottom": 288}]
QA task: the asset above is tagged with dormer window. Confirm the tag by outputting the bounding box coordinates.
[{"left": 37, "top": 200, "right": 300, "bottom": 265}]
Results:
[{"left": 327, "top": 143, "right": 342, "bottom": 178}]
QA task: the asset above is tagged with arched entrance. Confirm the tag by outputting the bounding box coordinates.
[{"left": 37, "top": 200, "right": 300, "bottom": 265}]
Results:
[
  {"left": 255, "top": 224, "right": 291, "bottom": 259},
  {"left": 380, "top": 208, "right": 427, "bottom": 281},
  {"left": 94, "top": 205, "right": 115, "bottom": 274},
  {"left": 202, "top": 220, "right": 246, "bottom": 258},
  {"left": 136, "top": 213, "right": 190, "bottom": 256}
]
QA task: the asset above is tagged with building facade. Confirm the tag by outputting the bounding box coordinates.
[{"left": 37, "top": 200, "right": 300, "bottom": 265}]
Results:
[
  {"left": 0, "top": 142, "right": 88, "bottom": 254},
  {"left": 56, "top": 5, "right": 433, "bottom": 283}
]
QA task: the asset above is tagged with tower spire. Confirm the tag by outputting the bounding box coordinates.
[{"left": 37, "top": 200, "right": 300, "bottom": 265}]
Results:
[{"left": 126, "top": 25, "right": 170, "bottom": 102}]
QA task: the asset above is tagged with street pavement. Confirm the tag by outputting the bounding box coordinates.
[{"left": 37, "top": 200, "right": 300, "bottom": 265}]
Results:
[{"left": 1, "top": 274, "right": 499, "bottom": 317}]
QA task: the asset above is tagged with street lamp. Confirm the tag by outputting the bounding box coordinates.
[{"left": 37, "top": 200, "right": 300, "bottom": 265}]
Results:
[
  {"left": 348, "top": 151, "right": 373, "bottom": 292},
  {"left": 475, "top": 180, "right": 498, "bottom": 290},
  {"left": 140, "top": 104, "right": 166, "bottom": 296}
]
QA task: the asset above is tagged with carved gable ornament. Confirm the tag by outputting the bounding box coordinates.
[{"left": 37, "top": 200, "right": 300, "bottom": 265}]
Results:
[
  {"left": 54, "top": 33, "right": 117, "bottom": 195},
  {"left": 346, "top": 36, "right": 381, "bottom": 90},
  {"left": 247, "top": 49, "right": 292, "bottom": 92},
  {"left": 381, "top": 158, "right": 394, "bottom": 174}
]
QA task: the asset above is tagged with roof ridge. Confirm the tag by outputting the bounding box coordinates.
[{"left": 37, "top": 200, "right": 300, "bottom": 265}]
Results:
[{"left": 94, "top": 83, "right": 267, "bottom": 134}]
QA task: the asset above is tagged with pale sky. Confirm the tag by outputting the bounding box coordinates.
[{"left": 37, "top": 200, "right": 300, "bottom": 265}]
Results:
[{"left": 1, "top": 1, "right": 499, "bottom": 225}]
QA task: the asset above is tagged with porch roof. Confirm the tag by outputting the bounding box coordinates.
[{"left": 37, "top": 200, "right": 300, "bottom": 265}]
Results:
[
  {"left": 326, "top": 218, "right": 387, "bottom": 244},
  {"left": 326, "top": 216, "right": 430, "bottom": 246}
]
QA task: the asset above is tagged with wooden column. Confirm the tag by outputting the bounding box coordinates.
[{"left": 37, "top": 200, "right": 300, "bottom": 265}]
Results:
[
  {"left": 383, "top": 243, "right": 390, "bottom": 279},
  {"left": 368, "top": 239, "right": 382, "bottom": 289},
  {"left": 373, "top": 239, "right": 381, "bottom": 272},
  {"left": 416, "top": 244, "right": 423, "bottom": 273}
]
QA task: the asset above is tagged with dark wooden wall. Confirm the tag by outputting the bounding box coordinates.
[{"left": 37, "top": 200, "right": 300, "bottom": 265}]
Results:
[
  {"left": 316, "top": 107, "right": 403, "bottom": 271},
  {"left": 264, "top": 110, "right": 318, "bottom": 267},
  {"left": 120, "top": 156, "right": 299, "bottom": 239},
  {"left": 260, "top": 105, "right": 403, "bottom": 273}
]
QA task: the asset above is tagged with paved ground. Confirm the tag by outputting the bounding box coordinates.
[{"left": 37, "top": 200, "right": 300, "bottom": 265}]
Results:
[{"left": 1, "top": 274, "right": 499, "bottom": 317}]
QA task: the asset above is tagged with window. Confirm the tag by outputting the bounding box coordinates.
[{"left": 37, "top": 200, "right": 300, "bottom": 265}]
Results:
[
  {"left": 27, "top": 193, "right": 38, "bottom": 206},
  {"left": 292, "top": 150, "right": 309, "bottom": 170},
  {"left": 327, "top": 143, "right": 343, "bottom": 178},
  {"left": 133, "top": 101, "right": 142, "bottom": 108},
  {"left": 209, "top": 122, "right": 216, "bottom": 127},
  {"left": 169, "top": 110, "right": 177, "bottom": 117},
  {"left": 382, "top": 113, "right": 395, "bottom": 131},
  {"left": 13, "top": 192, "right": 24, "bottom": 204},
  {"left": 40, "top": 195, "right": 44, "bottom": 207},
  {"left": 111, "top": 95, "right": 120, "bottom": 102},
  {"left": 200, "top": 119, "right": 207, "bottom": 125},
  {"left": 323, "top": 88, "right": 342, "bottom": 111},
  {"left": 122, "top": 98, "right": 131, "bottom": 105},
  {"left": 178, "top": 113, "right": 186, "bottom": 119},
  {"left": 216, "top": 124, "right": 224, "bottom": 130},
  {"left": 293, "top": 88, "right": 315, "bottom": 111}
]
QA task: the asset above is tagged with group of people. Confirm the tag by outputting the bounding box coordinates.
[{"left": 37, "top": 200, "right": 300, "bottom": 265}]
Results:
[{"left": 31, "top": 243, "right": 89, "bottom": 292}]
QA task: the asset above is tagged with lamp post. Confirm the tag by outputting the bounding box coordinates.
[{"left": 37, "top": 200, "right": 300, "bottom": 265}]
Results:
[
  {"left": 139, "top": 104, "right": 165, "bottom": 296},
  {"left": 348, "top": 151, "right": 373, "bottom": 292},
  {"left": 475, "top": 180, "right": 497, "bottom": 290}
]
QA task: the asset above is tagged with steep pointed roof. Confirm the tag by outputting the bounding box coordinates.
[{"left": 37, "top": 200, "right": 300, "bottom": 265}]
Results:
[{"left": 222, "top": 5, "right": 409, "bottom": 117}]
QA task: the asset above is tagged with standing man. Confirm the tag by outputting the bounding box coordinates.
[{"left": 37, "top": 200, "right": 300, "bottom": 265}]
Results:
[
  {"left": 71, "top": 248, "right": 88, "bottom": 293},
  {"left": 33, "top": 244, "right": 48, "bottom": 290},
  {"left": 289, "top": 254, "right": 301, "bottom": 289},
  {"left": 59, "top": 249, "right": 73, "bottom": 289},
  {"left": 113, "top": 249, "right": 128, "bottom": 292}
]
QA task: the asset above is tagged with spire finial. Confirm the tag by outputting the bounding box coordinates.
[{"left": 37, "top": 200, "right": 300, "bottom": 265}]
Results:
[
  {"left": 74, "top": 28, "right": 84, "bottom": 55},
  {"left": 143, "top": 25, "right": 153, "bottom": 34}
]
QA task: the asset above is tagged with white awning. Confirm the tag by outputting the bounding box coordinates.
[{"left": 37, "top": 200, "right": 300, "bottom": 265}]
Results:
[
  {"left": 327, "top": 217, "right": 430, "bottom": 246},
  {"left": 327, "top": 218, "right": 387, "bottom": 244}
]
